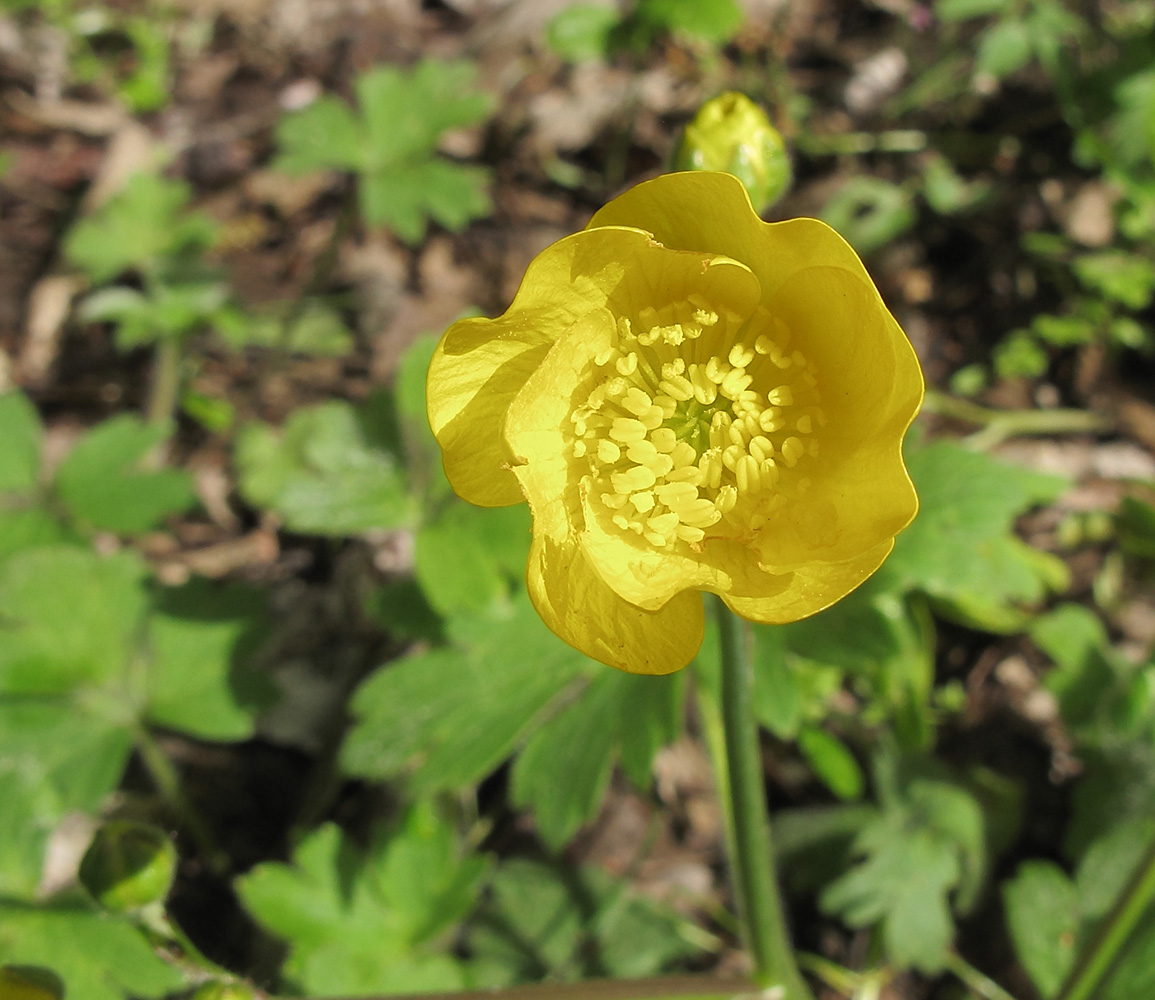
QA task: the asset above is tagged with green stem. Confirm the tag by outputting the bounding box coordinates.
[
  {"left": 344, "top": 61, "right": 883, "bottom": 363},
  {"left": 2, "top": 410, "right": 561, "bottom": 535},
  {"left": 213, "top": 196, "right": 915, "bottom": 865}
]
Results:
[
  {"left": 133, "top": 725, "right": 227, "bottom": 877},
  {"left": 146, "top": 336, "right": 183, "bottom": 429},
  {"left": 713, "top": 598, "right": 814, "bottom": 999},
  {"left": 922, "top": 390, "right": 1112, "bottom": 450},
  {"left": 1055, "top": 833, "right": 1155, "bottom": 1000},
  {"left": 945, "top": 953, "right": 1021, "bottom": 1000}
]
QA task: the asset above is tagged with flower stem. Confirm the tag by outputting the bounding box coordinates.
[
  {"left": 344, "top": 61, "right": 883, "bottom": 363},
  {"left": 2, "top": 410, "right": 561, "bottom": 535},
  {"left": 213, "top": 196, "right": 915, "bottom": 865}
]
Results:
[
  {"left": 146, "top": 336, "right": 183, "bottom": 429},
  {"left": 713, "top": 598, "right": 814, "bottom": 999},
  {"left": 1055, "top": 831, "right": 1155, "bottom": 1000},
  {"left": 921, "top": 390, "right": 1112, "bottom": 450}
]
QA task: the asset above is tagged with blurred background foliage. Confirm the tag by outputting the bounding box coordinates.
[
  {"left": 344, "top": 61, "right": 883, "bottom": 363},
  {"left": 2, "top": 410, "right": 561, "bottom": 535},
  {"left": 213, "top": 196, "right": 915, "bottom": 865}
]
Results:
[{"left": 2, "top": 0, "right": 1155, "bottom": 998}]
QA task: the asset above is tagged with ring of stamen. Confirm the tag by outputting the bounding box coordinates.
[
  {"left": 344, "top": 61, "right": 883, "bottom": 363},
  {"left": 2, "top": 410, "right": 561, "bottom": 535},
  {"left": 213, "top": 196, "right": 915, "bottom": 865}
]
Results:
[{"left": 571, "top": 295, "right": 826, "bottom": 550}]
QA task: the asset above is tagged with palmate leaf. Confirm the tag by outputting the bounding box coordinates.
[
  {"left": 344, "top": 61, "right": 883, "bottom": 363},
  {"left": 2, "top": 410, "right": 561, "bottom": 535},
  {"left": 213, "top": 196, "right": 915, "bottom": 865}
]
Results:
[
  {"left": 0, "top": 546, "right": 270, "bottom": 894},
  {"left": 235, "top": 804, "right": 487, "bottom": 997},
  {"left": 275, "top": 59, "right": 493, "bottom": 243},
  {"left": 0, "top": 899, "right": 184, "bottom": 1000},
  {"left": 236, "top": 395, "right": 416, "bottom": 535}
]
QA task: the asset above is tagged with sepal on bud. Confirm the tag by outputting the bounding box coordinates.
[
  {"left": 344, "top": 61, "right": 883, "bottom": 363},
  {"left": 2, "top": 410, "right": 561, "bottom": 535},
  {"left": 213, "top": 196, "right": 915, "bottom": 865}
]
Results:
[{"left": 78, "top": 820, "right": 177, "bottom": 914}]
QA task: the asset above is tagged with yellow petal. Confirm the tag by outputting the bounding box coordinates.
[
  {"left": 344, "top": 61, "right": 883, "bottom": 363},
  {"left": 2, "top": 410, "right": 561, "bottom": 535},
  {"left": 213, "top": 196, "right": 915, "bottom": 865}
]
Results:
[
  {"left": 427, "top": 226, "right": 660, "bottom": 507},
  {"left": 751, "top": 265, "right": 922, "bottom": 570},
  {"left": 589, "top": 171, "right": 883, "bottom": 307},
  {"left": 720, "top": 540, "right": 895, "bottom": 623},
  {"left": 527, "top": 531, "right": 704, "bottom": 674}
]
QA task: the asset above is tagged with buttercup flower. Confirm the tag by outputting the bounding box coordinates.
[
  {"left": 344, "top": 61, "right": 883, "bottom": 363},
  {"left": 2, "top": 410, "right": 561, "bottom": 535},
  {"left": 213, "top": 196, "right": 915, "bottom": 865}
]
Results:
[{"left": 427, "top": 172, "right": 923, "bottom": 675}]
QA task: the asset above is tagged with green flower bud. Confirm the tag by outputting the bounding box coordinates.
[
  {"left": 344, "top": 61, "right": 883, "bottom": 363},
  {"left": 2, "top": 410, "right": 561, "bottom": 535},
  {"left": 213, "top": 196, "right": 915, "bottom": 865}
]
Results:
[
  {"left": 673, "top": 92, "right": 792, "bottom": 212},
  {"left": 78, "top": 820, "right": 177, "bottom": 914},
  {"left": 0, "top": 966, "right": 64, "bottom": 1000}
]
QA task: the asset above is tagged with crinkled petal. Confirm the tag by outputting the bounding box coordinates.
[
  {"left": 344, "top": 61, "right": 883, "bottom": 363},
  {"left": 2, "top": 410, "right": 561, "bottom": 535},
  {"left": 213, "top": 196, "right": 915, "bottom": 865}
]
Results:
[
  {"left": 590, "top": 172, "right": 882, "bottom": 304},
  {"left": 527, "top": 532, "right": 704, "bottom": 674},
  {"left": 751, "top": 265, "right": 922, "bottom": 571},
  {"left": 427, "top": 226, "right": 660, "bottom": 506},
  {"left": 721, "top": 540, "right": 895, "bottom": 623}
]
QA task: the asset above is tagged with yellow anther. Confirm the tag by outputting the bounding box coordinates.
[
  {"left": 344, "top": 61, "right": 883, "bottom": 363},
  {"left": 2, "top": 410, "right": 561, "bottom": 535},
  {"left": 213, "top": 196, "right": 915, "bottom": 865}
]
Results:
[
  {"left": 609, "top": 418, "right": 648, "bottom": 444},
  {"left": 659, "top": 376, "right": 695, "bottom": 402},
  {"left": 671, "top": 441, "right": 697, "bottom": 469},
  {"left": 662, "top": 359, "right": 686, "bottom": 378},
  {"left": 597, "top": 439, "right": 621, "bottom": 464},
  {"left": 722, "top": 444, "right": 744, "bottom": 472},
  {"left": 689, "top": 365, "right": 718, "bottom": 405},
  {"left": 780, "top": 436, "right": 805, "bottom": 467},
  {"left": 616, "top": 353, "right": 638, "bottom": 376},
  {"left": 679, "top": 500, "right": 723, "bottom": 528},
  {"left": 796, "top": 414, "right": 813, "bottom": 434},
  {"left": 676, "top": 524, "right": 706, "bottom": 543},
  {"left": 749, "top": 435, "right": 774, "bottom": 462},
  {"left": 612, "top": 465, "right": 657, "bottom": 493},
  {"left": 626, "top": 440, "right": 659, "bottom": 465},
  {"left": 729, "top": 343, "right": 755, "bottom": 367},
  {"left": 703, "top": 450, "right": 723, "bottom": 490},
  {"left": 716, "top": 484, "right": 738, "bottom": 513},
  {"left": 573, "top": 440, "right": 587, "bottom": 458},
  {"left": 760, "top": 458, "right": 780, "bottom": 486},
  {"left": 768, "top": 386, "right": 794, "bottom": 406},
  {"left": 808, "top": 440, "right": 820, "bottom": 457},
  {"left": 606, "top": 377, "right": 627, "bottom": 397},
  {"left": 651, "top": 427, "right": 678, "bottom": 453},
  {"left": 656, "top": 482, "right": 699, "bottom": 507},
  {"left": 654, "top": 395, "right": 677, "bottom": 418},
  {"left": 666, "top": 465, "right": 705, "bottom": 485},
  {"left": 640, "top": 405, "right": 665, "bottom": 431},
  {"left": 758, "top": 409, "right": 783, "bottom": 433},
  {"left": 601, "top": 492, "right": 627, "bottom": 509},
  {"left": 705, "top": 356, "right": 730, "bottom": 384},
  {"left": 648, "top": 511, "right": 680, "bottom": 535},
  {"left": 622, "top": 387, "right": 653, "bottom": 416},
  {"left": 631, "top": 491, "right": 655, "bottom": 513},
  {"left": 736, "top": 454, "right": 761, "bottom": 494},
  {"left": 595, "top": 346, "right": 618, "bottom": 366},
  {"left": 792, "top": 351, "right": 806, "bottom": 367},
  {"left": 646, "top": 453, "right": 675, "bottom": 477},
  {"left": 613, "top": 513, "right": 630, "bottom": 530},
  {"left": 754, "top": 335, "right": 774, "bottom": 355},
  {"left": 721, "top": 368, "right": 753, "bottom": 399},
  {"left": 661, "top": 324, "right": 686, "bottom": 345},
  {"left": 728, "top": 422, "right": 748, "bottom": 448}
]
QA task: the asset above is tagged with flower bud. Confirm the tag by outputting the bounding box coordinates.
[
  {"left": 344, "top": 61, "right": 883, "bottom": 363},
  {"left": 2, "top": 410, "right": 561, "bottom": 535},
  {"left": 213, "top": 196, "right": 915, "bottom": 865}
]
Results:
[
  {"left": 78, "top": 820, "right": 177, "bottom": 914},
  {"left": 674, "top": 92, "right": 792, "bottom": 212}
]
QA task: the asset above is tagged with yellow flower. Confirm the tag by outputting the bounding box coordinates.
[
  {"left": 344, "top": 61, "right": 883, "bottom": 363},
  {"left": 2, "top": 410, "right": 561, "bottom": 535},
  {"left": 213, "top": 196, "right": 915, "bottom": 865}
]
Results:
[{"left": 427, "top": 171, "right": 923, "bottom": 675}]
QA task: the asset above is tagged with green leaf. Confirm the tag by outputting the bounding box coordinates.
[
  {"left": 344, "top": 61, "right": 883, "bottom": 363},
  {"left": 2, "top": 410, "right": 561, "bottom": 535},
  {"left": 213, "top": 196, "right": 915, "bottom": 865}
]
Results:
[
  {"left": 635, "top": 0, "right": 744, "bottom": 43},
  {"left": 146, "top": 580, "right": 273, "bottom": 741},
  {"left": 1031, "top": 603, "right": 1117, "bottom": 732},
  {"left": 0, "top": 900, "right": 184, "bottom": 1000},
  {"left": 468, "top": 858, "right": 698, "bottom": 985},
  {"left": 54, "top": 415, "right": 197, "bottom": 535},
  {"left": 64, "top": 173, "right": 217, "bottom": 283},
  {"left": 0, "top": 704, "right": 133, "bottom": 896},
  {"left": 881, "top": 441, "right": 1068, "bottom": 613},
  {"left": 0, "top": 546, "right": 148, "bottom": 695},
  {"left": 274, "top": 96, "right": 363, "bottom": 174},
  {"left": 361, "top": 159, "right": 491, "bottom": 244},
  {"left": 236, "top": 807, "right": 485, "bottom": 997},
  {"left": 820, "top": 776, "right": 985, "bottom": 972},
  {"left": 394, "top": 332, "right": 450, "bottom": 501},
  {"left": 414, "top": 502, "right": 530, "bottom": 617},
  {"left": 1073, "top": 251, "right": 1155, "bottom": 309},
  {"left": 820, "top": 177, "right": 917, "bottom": 256},
  {"left": 1002, "top": 861, "right": 1079, "bottom": 999},
  {"left": 617, "top": 671, "right": 684, "bottom": 790},
  {"left": 0, "top": 392, "right": 42, "bottom": 494},
  {"left": 798, "top": 726, "right": 864, "bottom": 801},
  {"left": 1102, "top": 912, "right": 1155, "bottom": 1000},
  {"left": 511, "top": 670, "right": 624, "bottom": 850},
  {"left": 993, "top": 329, "right": 1050, "bottom": 379},
  {"left": 935, "top": 0, "right": 1008, "bottom": 22},
  {"left": 545, "top": 4, "right": 621, "bottom": 61},
  {"left": 357, "top": 61, "right": 492, "bottom": 166},
  {"left": 342, "top": 593, "right": 592, "bottom": 791},
  {"left": 236, "top": 398, "right": 415, "bottom": 535},
  {"left": 975, "top": 19, "right": 1033, "bottom": 80}
]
